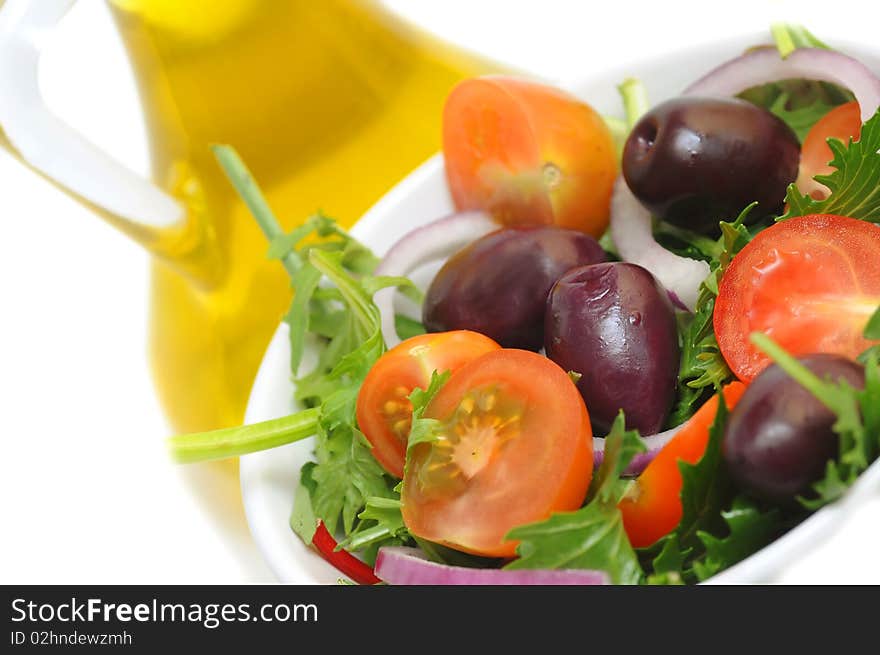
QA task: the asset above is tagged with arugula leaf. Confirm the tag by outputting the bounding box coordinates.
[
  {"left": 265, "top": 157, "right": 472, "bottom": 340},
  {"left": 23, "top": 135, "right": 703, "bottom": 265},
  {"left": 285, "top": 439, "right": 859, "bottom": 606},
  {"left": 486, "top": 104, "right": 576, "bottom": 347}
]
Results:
[
  {"left": 290, "top": 462, "right": 319, "bottom": 545},
  {"left": 692, "top": 496, "right": 781, "bottom": 581},
  {"left": 751, "top": 333, "right": 880, "bottom": 509},
  {"left": 394, "top": 314, "right": 426, "bottom": 341},
  {"left": 668, "top": 207, "right": 754, "bottom": 426},
  {"left": 208, "top": 145, "right": 418, "bottom": 547},
  {"left": 767, "top": 89, "right": 837, "bottom": 142},
  {"left": 672, "top": 391, "right": 732, "bottom": 550},
  {"left": 504, "top": 413, "right": 645, "bottom": 585},
  {"left": 642, "top": 390, "right": 771, "bottom": 582},
  {"left": 780, "top": 109, "right": 880, "bottom": 223},
  {"left": 863, "top": 305, "right": 880, "bottom": 340},
  {"left": 337, "top": 497, "right": 412, "bottom": 564},
  {"left": 405, "top": 371, "right": 451, "bottom": 453},
  {"left": 645, "top": 537, "right": 689, "bottom": 585}
]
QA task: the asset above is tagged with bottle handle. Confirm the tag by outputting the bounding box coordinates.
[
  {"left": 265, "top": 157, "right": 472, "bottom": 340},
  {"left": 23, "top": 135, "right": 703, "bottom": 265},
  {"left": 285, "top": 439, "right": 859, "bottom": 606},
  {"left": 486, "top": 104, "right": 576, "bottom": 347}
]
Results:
[{"left": 0, "top": 0, "right": 186, "bottom": 232}]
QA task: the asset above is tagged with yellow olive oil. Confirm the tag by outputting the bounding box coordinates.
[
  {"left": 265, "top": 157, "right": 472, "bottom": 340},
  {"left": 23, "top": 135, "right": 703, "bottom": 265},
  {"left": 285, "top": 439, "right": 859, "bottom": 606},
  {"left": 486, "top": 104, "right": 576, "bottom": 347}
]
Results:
[{"left": 107, "top": 0, "right": 506, "bottom": 433}]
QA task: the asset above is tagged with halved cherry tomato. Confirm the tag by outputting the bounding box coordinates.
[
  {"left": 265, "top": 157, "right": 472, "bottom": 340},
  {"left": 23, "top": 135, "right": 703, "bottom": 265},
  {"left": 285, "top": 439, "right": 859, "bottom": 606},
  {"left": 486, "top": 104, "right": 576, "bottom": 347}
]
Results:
[
  {"left": 795, "top": 101, "right": 861, "bottom": 201},
  {"left": 356, "top": 331, "right": 500, "bottom": 478},
  {"left": 401, "top": 349, "right": 593, "bottom": 557},
  {"left": 715, "top": 214, "right": 880, "bottom": 383},
  {"left": 442, "top": 76, "right": 617, "bottom": 237},
  {"left": 619, "top": 383, "right": 746, "bottom": 549}
]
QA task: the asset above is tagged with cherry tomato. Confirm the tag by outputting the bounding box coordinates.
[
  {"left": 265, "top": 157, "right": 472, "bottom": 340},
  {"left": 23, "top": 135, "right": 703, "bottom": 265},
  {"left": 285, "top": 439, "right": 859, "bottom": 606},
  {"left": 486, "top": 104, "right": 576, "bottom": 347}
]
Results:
[
  {"left": 356, "top": 331, "right": 500, "bottom": 478},
  {"left": 714, "top": 214, "right": 880, "bottom": 383},
  {"left": 442, "top": 76, "right": 618, "bottom": 237},
  {"left": 401, "top": 349, "right": 593, "bottom": 557},
  {"left": 619, "top": 383, "right": 746, "bottom": 549},
  {"left": 795, "top": 101, "right": 861, "bottom": 201}
]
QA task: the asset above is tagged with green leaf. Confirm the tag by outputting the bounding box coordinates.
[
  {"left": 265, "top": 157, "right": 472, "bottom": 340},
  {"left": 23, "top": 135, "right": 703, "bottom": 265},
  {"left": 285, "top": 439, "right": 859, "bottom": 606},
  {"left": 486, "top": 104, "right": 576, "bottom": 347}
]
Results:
[
  {"left": 405, "top": 371, "right": 452, "bottom": 452},
  {"left": 780, "top": 109, "right": 880, "bottom": 223},
  {"left": 290, "top": 462, "right": 319, "bottom": 545},
  {"left": 864, "top": 306, "right": 880, "bottom": 340},
  {"left": 645, "top": 536, "right": 689, "bottom": 585},
  {"left": 310, "top": 420, "right": 396, "bottom": 535},
  {"left": 394, "top": 314, "right": 426, "bottom": 341},
  {"left": 767, "top": 91, "right": 836, "bottom": 142},
  {"left": 667, "top": 206, "right": 756, "bottom": 427},
  {"left": 504, "top": 415, "right": 645, "bottom": 585},
  {"left": 673, "top": 389, "right": 732, "bottom": 551},
  {"left": 337, "top": 497, "right": 411, "bottom": 557},
  {"left": 505, "top": 503, "right": 642, "bottom": 585},
  {"left": 692, "top": 496, "right": 781, "bottom": 581},
  {"left": 587, "top": 412, "right": 646, "bottom": 504},
  {"left": 285, "top": 263, "right": 322, "bottom": 375}
]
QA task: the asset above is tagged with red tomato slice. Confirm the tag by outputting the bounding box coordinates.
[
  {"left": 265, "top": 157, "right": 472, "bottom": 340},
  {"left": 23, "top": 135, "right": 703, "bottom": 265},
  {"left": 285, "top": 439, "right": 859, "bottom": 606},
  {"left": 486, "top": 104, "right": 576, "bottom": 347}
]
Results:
[
  {"left": 356, "top": 331, "right": 500, "bottom": 478},
  {"left": 401, "top": 349, "right": 593, "bottom": 557},
  {"left": 795, "top": 101, "right": 861, "bottom": 201},
  {"left": 442, "top": 76, "right": 618, "bottom": 237},
  {"left": 715, "top": 214, "right": 880, "bottom": 382},
  {"left": 619, "top": 383, "right": 746, "bottom": 549}
]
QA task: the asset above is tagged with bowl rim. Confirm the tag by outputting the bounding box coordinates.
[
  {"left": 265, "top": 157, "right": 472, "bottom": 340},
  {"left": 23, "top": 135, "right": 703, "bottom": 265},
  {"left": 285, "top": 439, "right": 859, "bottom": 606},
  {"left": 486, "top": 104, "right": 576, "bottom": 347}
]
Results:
[{"left": 240, "top": 30, "right": 880, "bottom": 584}]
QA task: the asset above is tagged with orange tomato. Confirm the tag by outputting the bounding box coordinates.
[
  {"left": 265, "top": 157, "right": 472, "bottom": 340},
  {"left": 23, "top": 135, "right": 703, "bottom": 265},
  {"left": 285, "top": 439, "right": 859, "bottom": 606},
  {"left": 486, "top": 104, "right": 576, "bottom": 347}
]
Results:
[
  {"left": 356, "top": 331, "right": 500, "bottom": 478},
  {"left": 401, "top": 349, "right": 593, "bottom": 558},
  {"left": 795, "top": 101, "right": 861, "bottom": 200},
  {"left": 442, "top": 76, "right": 617, "bottom": 237},
  {"left": 619, "top": 383, "right": 747, "bottom": 549}
]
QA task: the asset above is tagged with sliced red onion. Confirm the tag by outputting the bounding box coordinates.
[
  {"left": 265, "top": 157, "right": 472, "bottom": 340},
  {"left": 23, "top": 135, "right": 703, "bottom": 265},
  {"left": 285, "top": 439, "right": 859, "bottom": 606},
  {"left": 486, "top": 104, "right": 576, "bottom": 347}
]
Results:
[
  {"left": 684, "top": 47, "right": 880, "bottom": 122},
  {"left": 375, "top": 547, "right": 610, "bottom": 585},
  {"left": 610, "top": 178, "right": 710, "bottom": 310},
  {"left": 592, "top": 422, "right": 684, "bottom": 476},
  {"left": 374, "top": 211, "right": 497, "bottom": 348}
]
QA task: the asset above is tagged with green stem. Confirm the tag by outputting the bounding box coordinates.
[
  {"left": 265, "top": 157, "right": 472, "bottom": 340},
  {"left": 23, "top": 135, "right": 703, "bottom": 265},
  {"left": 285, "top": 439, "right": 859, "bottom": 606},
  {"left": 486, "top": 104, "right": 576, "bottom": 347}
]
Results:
[
  {"left": 618, "top": 78, "right": 649, "bottom": 130},
  {"left": 309, "top": 249, "right": 375, "bottom": 336},
  {"left": 603, "top": 115, "right": 628, "bottom": 159},
  {"left": 167, "top": 407, "right": 320, "bottom": 463},
  {"left": 212, "top": 144, "right": 300, "bottom": 277},
  {"left": 771, "top": 23, "right": 831, "bottom": 59}
]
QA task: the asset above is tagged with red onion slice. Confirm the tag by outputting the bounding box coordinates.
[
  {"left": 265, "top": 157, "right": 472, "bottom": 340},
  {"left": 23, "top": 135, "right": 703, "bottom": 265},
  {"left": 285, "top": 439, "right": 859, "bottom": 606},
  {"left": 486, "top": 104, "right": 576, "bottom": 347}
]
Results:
[
  {"left": 375, "top": 547, "right": 610, "bottom": 585},
  {"left": 374, "top": 211, "right": 497, "bottom": 348},
  {"left": 592, "top": 423, "right": 684, "bottom": 476},
  {"left": 684, "top": 47, "right": 880, "bottom": 121},
  {"left": 610, "top": 178, "right": 710, "bottom": 310}
]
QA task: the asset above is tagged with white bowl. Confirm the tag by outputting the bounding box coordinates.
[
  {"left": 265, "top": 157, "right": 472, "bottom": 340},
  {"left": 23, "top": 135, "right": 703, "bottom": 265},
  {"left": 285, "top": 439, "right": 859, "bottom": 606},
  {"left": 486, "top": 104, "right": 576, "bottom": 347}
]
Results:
[{"left": 240, "top": 32, "right": 880, "bottom": 584}]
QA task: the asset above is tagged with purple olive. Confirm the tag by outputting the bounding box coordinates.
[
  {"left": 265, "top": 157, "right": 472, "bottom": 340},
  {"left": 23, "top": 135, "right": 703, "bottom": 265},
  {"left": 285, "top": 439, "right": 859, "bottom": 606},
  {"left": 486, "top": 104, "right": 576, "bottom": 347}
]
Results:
[
  {"left": 423, "top": 226, "right": 606, "bottom": 350},
  {"left": 622, "top": 96, "right": 800, "bottom": 233},
  {"left": 723, "top": 354, "right": 865, "bottom": 504},
  {"left": 544, "top": 262, "right": 680, "bottom": 435}
]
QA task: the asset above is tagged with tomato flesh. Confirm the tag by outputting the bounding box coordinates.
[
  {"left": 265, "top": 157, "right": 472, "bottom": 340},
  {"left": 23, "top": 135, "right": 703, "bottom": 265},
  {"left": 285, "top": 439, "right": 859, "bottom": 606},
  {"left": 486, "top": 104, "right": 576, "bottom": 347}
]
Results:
[
  {"left": 619, "top": 383, "right": 746, "bottom": 549},
  {"left": 715, "top": 214, "right": 880, "bottom": 383},
  {"left": 795, "top": 101, "right": 861, "bottom": 201},
  {"left": 356, "top": 331, "right": 500, "bottom": 478},
  {"left": 442, "top": 76, "right": 618, "bottom": 237},
  {"left": 401, "top": 349, "right": 593, "bottom": 557}
]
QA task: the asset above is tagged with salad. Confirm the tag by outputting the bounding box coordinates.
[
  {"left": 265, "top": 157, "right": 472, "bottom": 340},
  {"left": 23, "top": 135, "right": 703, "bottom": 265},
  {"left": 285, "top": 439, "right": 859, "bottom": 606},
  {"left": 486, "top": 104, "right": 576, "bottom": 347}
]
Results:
[{"left": 170, "top": 25, "right": 880, "bottom": 585}]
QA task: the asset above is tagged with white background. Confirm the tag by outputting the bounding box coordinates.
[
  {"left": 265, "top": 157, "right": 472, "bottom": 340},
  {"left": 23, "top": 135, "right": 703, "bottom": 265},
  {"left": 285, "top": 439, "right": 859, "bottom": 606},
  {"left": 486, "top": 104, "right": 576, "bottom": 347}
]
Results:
[{"left": 1, "top": 0, "right": 878, "bottom": 583}]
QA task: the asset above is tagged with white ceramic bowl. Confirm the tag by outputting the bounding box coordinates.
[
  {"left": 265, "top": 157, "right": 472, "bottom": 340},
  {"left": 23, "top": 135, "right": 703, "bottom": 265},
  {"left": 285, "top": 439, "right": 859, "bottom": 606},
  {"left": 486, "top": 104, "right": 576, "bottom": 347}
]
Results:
[{"left": 240, "top": 32, "right": 880, "bottom": 584}]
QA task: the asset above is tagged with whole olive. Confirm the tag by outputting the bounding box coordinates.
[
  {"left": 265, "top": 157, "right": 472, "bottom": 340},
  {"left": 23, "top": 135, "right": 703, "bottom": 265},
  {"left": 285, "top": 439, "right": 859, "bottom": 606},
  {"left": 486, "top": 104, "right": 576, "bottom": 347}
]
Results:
[
  {"left": 723, "top": 354, "right": 865, "bottom": 504},
  {"left": 622, "top": 96, "right": 800, "bottom": 233},
  {"left": 423, "top": 226, "right": 606, "bottom": 350},
  {"left": 544, "top": 262, "right": 679, "bottom": 435}
]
